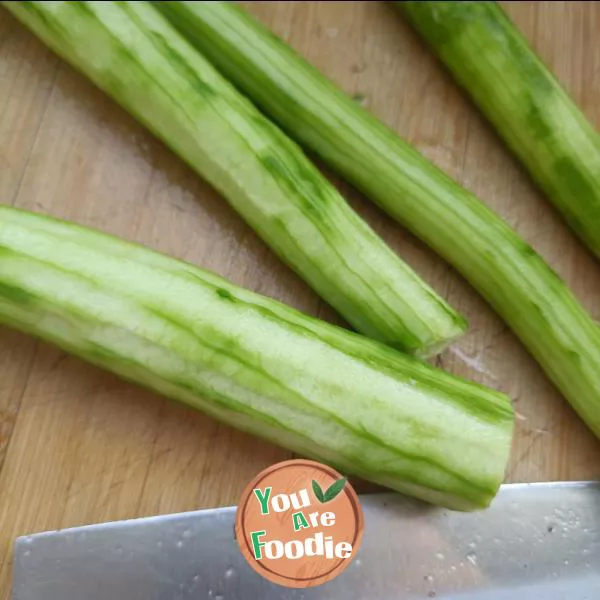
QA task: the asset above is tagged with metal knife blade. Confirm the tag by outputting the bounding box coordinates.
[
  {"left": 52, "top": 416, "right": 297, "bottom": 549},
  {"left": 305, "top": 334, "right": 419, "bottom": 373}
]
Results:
[{"left": 13, "top": 482, "right": 600, "bottom": 600}]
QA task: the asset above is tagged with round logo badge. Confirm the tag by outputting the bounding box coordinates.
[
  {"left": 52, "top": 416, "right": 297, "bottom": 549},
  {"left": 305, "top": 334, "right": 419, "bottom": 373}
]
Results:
[{"left": 235, "top": 459, "right": 364, "bottom": 588}]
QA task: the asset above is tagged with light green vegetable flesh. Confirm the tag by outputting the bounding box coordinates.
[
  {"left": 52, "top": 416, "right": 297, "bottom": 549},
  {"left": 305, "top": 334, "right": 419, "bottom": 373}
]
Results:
[
  {"left": 159, "top": 0, "right": 600, "bottom": 438},
  {"left": 399, "top": 1, "right": 600, "bottom": 259},
  {"left": 2, "top": 0, "right": 468, "bottom": 357},
  {"left": 0, "top": 205, "right": 513, "bottom": 510}
]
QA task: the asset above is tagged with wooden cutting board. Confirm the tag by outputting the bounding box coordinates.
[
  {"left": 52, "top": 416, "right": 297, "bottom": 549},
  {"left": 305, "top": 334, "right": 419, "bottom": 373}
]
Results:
[{"left": 0, "top": 1, "right": 599, "bottom": 596}]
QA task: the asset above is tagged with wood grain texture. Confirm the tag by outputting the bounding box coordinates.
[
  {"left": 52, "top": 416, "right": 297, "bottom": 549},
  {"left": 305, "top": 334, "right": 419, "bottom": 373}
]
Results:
[{"left": 0, "top": 1, "right": 598, "bottom": 595}]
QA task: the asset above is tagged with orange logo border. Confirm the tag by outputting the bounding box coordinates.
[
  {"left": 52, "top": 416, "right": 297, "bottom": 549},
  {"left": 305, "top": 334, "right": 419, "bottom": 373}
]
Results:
[{"left": 235, "top": 458, "right": 364, "bottom": 588}]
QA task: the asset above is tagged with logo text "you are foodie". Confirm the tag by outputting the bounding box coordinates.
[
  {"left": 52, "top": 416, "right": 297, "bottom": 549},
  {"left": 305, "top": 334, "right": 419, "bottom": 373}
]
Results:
[
  {"left": 250, "top": 480, "right": 352, "bottom": 560},
  {"left": 235, "top": 459, "right": 364, "bottom": 588}
]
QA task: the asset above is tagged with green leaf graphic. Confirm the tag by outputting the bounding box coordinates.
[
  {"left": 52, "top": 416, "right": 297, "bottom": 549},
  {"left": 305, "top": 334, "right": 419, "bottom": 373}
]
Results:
[
  {"left": 323, "top": 477, "right": 347, "bottom": 502},
  {"left": 312, "top": 479, "right": 325, "bottom": 503}
]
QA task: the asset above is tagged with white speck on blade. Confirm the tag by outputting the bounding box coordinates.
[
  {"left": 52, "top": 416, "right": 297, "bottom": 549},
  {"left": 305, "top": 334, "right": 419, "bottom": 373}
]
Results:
[
  {"left": 176, "top": 540, "right": 183, "bottom": 549},
  {"left": 325, "top": 27, "right": 339, "bottom": 38},
  {"left": 225, "top": 568, "right": 235, "bottom": 579},
  {"left": 435, "top": 552, "right": 445, "bottom": 561},
  {"left": 515, "top": 411, "right": 527, "bottom": 421},
  {"left": 466, "top": 551, "right": 477, "bottom": 566}
]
